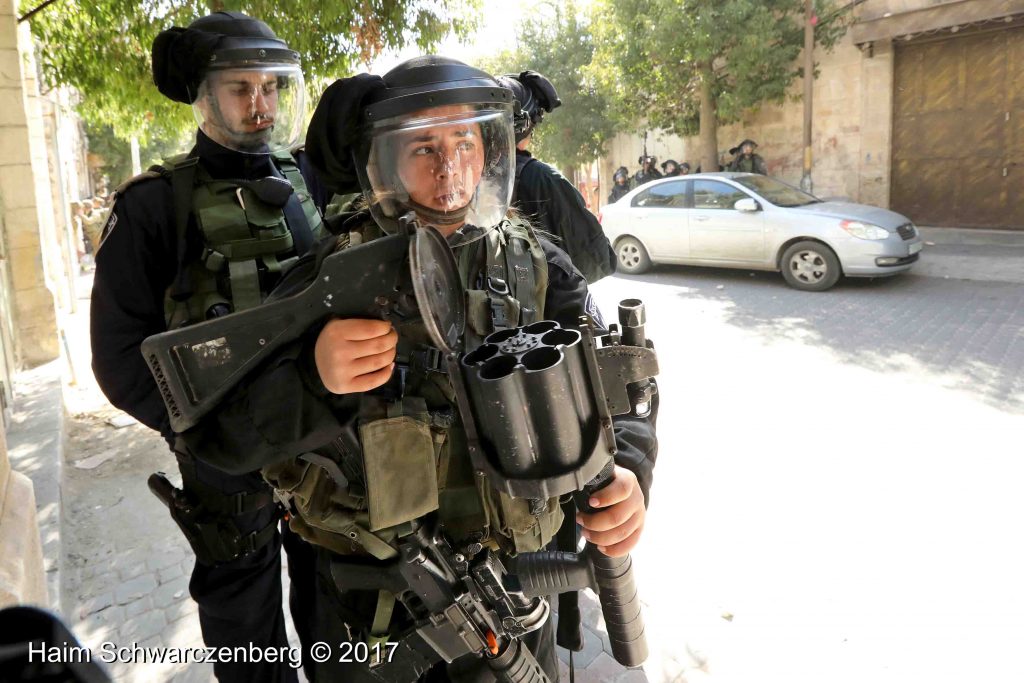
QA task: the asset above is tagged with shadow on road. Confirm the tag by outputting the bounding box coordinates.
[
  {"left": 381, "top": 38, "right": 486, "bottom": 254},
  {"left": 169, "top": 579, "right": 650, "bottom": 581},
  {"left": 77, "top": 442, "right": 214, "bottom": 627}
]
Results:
[{"left": 619, "top": 265, "right": 1024, "bottom": 415}]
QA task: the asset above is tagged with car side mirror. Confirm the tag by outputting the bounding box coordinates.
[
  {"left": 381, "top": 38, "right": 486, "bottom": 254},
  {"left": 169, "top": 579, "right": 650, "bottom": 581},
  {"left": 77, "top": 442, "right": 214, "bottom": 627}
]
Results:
[{"left": 734, "top": 198, "right": 760, "bottom": 212}]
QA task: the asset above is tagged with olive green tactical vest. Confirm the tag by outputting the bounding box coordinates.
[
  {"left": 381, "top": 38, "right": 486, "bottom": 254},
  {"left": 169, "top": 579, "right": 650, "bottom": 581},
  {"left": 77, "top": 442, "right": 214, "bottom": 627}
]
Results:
[
  {"left": 161, "top": 149, "right": 326, "bottom": 328},
  {"left": 264, "top": 216, "right": 564, "bottom": 561}
]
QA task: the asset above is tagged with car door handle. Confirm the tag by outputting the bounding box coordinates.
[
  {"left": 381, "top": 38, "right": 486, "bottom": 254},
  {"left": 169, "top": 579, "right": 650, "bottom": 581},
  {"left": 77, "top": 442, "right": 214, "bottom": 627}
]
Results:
[{"left": 693, "top": 215, "right": 709, "bottom": 222}]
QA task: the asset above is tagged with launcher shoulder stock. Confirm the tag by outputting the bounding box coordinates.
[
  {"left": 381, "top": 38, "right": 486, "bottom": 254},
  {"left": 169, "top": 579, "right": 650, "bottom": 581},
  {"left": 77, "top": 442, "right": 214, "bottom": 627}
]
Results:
[{"left": 142, "top": 233, "right": 412, "bottom": 433}]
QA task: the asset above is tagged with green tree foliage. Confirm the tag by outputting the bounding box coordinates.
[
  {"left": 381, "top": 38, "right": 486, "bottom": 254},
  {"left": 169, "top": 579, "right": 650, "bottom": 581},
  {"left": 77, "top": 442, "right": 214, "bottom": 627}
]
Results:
[
  {"left": 478, "top": 0, "right": 618, "bottom": 175},
  {"left": 590, "top": 0, "right": 849, "bottom": 170},
  {"left": 23, "top": 0, "right": 481, "bottom": 143},
  {"left": 83, "top": 120, "right": 193, "bottom": 191}
]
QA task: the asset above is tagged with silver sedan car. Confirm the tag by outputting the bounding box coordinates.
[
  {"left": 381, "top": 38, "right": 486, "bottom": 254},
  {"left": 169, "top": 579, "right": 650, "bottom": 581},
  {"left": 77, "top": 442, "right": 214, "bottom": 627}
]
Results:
[{"left": 600, "top": 173, "right": 923, "bottom": 291}]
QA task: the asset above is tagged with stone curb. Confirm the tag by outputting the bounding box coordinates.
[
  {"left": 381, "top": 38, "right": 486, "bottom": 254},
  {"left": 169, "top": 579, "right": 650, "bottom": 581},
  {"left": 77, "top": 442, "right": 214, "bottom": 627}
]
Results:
[{"left": 7, "top": 360, "right": 66, "bottom": 614}]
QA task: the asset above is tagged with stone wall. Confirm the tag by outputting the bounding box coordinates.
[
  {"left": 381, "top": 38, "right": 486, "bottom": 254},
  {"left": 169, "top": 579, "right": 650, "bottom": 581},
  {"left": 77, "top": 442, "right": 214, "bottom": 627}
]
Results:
[
  {"left": 0, "top": 0, "right": 59, "bottom": 367},
  {"left": 598, "top": 32, "right": 897, "bottom": 209},
  {"left": 0, "top": 423, "right": 47, "bottom": 608},
  {"left": 0, "top": 0, "right": 55, "bottom": 611}
]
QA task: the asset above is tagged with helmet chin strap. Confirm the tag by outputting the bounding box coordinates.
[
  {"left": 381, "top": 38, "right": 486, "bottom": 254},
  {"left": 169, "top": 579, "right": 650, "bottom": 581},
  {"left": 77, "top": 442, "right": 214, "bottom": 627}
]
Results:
[{"left": 404, "top": 199, "right": 469, "bottom": 227}]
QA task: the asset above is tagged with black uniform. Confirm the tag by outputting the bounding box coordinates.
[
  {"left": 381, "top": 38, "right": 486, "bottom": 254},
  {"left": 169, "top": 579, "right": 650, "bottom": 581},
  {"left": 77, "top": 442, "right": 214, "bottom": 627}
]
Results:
[
  {"left": 513, "top": 150, "right": 615, "bottom": 284},
  {"left": 633, "top": 168, "right": 662, "bottom": 187},
  {"left": 175, "top": 219, "right": 659, "bottom": 681},
  {"left": 608, "top": 182, "right": 631, "bottom": 204},
  {"left": 91, "top": 130, "right": 316, "bottom": 683},
  {"left": 727, "top": 153, "right": 768, "bottom": 175}
]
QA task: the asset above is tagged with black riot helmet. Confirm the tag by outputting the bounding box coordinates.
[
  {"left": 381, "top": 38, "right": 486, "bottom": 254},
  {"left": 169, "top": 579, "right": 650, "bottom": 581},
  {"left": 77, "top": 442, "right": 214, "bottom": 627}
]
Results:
[
  {"left": 152, "top": 12, "right": 304, "bottom": 153},
  {"left": 351, "top": 56, "right": 517, "bottom": 243},
  {"left": 729, "top": 139, "right": 759, "bottom": 156},
  {"left": 638, "top": 155, "right": 657, "bottom": 170},
  {"left": 495, "top": 71, "right": 562, "bottom": 142}
]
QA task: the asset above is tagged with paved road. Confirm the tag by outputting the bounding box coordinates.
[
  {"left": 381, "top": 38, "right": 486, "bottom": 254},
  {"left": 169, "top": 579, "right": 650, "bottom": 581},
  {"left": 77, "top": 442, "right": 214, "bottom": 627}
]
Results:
[
  {"left": 587, "top": 261, "right": 1024, "bottom": 683},
  {"left": 50, "top": 240, "right": 1024, "bottom": 682}
]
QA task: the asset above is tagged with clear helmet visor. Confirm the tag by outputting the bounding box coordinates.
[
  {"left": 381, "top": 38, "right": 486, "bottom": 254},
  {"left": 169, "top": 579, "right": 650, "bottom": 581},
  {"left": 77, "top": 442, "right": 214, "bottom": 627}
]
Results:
[
  {"left": 357, "top": 104, "right": 515, "bottom": 247},
  {"left": 192, "top": 65, "right": 305, "bottom": 154}
]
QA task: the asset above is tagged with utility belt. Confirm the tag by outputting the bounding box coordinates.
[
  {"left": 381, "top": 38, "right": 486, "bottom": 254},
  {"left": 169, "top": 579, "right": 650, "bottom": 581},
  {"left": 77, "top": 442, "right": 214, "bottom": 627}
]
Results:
[{"left": 148, "top": 449, "right": 281, "bottom": 566}]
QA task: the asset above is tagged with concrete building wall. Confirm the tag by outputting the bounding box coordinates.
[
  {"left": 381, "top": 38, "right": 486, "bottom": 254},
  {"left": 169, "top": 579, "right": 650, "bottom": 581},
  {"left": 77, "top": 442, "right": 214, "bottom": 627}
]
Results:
[
  {"left": 599, "top": 32, "right": 897, "bottom": 208},
  {"left": 41, "top": 92, "right": 82, "bottom": 313},
  {"left": 0, "top": 0, "right": 59, "bottom": 367},
  {"left": 0, "top": 0, "right": 51, "bottom": 612}
]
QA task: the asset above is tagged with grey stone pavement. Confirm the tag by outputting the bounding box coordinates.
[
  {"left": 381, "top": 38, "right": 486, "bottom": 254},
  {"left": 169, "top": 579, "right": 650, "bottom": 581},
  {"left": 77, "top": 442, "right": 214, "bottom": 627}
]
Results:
[{"left": 7, "top": 226, "right": 1023, "bottom": 682}]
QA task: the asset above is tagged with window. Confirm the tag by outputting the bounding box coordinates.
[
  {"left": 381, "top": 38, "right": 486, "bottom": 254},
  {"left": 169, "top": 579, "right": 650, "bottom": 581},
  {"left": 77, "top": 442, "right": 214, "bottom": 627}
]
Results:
[
  {"left": 734, "top": 175, "right": 820, "bottom": 207},
  {"left": 632, "top": 181, "right": 688, "bottom": 208},
  {"left": 693, "top": 180, "right": 749, "bottom": 210}
]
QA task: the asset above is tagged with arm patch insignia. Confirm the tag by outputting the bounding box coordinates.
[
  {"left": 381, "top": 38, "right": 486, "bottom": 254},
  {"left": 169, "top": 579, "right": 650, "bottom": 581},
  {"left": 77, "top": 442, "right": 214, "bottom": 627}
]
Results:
[{"left": 585, "top": 291, "right": 606, "bottom": 329}]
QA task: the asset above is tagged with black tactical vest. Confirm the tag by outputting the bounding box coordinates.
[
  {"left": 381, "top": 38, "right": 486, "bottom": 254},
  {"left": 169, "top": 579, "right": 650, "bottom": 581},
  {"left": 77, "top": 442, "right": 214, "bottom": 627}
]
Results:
[{"left": 263, "top": 217, "right": 564, "bottom": 561}]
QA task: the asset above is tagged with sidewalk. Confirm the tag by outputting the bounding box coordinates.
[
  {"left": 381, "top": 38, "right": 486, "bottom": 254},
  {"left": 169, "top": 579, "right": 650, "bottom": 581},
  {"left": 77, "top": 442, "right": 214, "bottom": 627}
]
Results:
[
  {"left": 12, "top": 225, "right": 1022, "bottom": 682},
  {"left": 914, "top": 227, "right": 1024, "bottom": 284}
]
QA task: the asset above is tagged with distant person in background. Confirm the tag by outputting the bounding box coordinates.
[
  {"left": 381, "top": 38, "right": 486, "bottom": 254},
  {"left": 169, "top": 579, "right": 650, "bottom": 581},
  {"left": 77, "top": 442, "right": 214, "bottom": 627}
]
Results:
[
  {"left": 633, "top": 155, "right": 661, "bottom": 187},
  {"left": 679, "top": 161, "right": 691, "bottom": 175},
  {"left": 727, "top": 139, "right": 767, "bottom": 175},
  {"left": 660, "top": 159, "right": 681, "bottom": 177},
  {"left": 498, "top": 70, "right": 616, "bottom": 283},
  {"left": 81, "top": 197, "right": 108, "bottom": 257},
  {"left": 69, "top": 201, "right": 86, "bottom": 253},
  {"left": 608, "top": 166, "right": 631, "bottom": 203}
]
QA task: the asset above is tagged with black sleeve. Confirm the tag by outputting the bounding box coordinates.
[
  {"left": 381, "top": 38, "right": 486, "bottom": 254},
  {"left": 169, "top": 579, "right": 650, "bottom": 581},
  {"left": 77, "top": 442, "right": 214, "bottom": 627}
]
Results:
[
  {"left": 89, "top": 180, "right": 178, "bottom": 439},
  {"left": 519, "top": 162, "right": 616, "bottom": 284},
  {"left": 295, "top": 149, "right": 332, "bottom": 215},
  {"left": 541, "top": 239, "right": 659, "bottom": 505},
  {"left": 177, "top": 237, "right": 361, "bottom": 474}
]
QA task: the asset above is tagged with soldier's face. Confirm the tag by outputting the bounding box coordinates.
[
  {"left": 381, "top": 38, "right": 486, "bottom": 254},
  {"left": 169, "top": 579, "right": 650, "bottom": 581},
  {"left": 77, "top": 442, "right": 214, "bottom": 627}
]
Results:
[
  {"left": 742, "top": 143, "right": 754, "bottom": 155},
  {"left": 395, "top": 105, "right": 485, "bottom": 222},
  {"left": 198, "top": 69, "right": 279, "bottom": 150}
]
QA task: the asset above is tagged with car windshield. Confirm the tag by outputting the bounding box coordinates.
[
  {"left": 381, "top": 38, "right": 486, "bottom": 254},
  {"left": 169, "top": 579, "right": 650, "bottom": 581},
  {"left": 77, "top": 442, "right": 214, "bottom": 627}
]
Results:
[{"left": 734, "top": 175, "right": 821, "bottom": 207}]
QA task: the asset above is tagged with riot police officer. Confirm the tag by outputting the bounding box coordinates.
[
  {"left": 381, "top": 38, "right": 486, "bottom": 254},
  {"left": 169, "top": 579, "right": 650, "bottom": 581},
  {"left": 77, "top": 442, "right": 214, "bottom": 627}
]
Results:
[
  {"left": 176, "top": 56, "right": 658, "bottom": 682},
  {"left": 90, "top": 12, "right": 324, "bottom": 682},
  {"left": 727, "top": 139, "right": 768, "bottom": 175},
  {"left": 608, "top": 165, "right": 632, "bottom": 203},
  {"left": 633, "top": 155, "right": 662, "bottom": 186},
  {"left": 497, "top": 71, "right": 616, "bottom": 284},
  {"left": 660, "top": 159, "right": 681, "bottom": 177}
]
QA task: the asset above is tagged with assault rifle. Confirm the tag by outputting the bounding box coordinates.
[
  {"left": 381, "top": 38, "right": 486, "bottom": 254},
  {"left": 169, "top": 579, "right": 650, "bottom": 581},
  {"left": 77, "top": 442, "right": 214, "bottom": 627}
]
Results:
[{"left": 141, "top": 217, "right": 658, "bottom": 677}]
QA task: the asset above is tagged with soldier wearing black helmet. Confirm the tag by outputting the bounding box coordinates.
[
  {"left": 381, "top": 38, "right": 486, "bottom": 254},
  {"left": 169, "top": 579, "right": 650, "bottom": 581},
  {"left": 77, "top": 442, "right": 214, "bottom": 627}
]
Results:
[
  {"left": 175, "top": 56, "right": 658, "bottom": 682},
  {"left": 495, "top": 71, "right": 615, "bottom": 284},
  {"left": 608, "top": 165, "right": 631, "bottom": 203},
  {"left": 90, "top": 11, "right": 326, "bottom": 682},
  {"left": 633, "top": 155, "right": 662, "bottom": 187},
  {"left": 727, "top": 139, "right": 768, "bottom": 175},
  {"left": 660, "top": 159, "right": 681, "bottom": 177}
]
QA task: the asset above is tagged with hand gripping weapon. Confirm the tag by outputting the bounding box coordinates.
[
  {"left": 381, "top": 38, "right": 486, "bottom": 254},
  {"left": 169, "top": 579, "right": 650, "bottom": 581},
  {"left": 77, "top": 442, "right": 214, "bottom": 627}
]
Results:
[{"left": 141, "top": 216, "right": 659, "bottom": 680}]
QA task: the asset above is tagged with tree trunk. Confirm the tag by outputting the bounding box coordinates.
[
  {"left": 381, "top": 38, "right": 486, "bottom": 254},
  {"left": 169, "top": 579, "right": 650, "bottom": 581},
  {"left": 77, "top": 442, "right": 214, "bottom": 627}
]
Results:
[{"left": 699, "top": 64, "right": 719, "bottom": 173}]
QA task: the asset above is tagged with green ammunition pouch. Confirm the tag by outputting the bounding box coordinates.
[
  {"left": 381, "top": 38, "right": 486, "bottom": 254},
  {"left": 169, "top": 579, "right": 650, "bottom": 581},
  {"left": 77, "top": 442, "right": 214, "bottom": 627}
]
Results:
[
  {"left": 263, "top": 218, "right": 561, "bottom": 571},
  {"left": 159, "top": 149, "right": 325, "bottom": 328}
]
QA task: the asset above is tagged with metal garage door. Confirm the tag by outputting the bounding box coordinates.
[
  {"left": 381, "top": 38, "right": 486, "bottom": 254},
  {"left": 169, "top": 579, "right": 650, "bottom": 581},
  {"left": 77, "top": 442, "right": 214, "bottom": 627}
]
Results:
[{"left": 891, "top": 27, "right": 1024, "bottom": 229}]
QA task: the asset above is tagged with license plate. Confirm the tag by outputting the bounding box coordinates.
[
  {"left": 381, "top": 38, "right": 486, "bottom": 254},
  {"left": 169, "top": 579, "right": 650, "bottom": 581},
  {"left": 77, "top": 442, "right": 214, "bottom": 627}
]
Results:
[{"left": 909, "top": 242, "right": 922, "bottom": 255}]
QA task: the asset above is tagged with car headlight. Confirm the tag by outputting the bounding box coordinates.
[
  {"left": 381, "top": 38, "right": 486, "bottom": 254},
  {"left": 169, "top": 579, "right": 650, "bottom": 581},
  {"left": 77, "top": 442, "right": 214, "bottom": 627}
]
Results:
[{"left": 840, "top": 220, "right": 890, "bottom": 240}]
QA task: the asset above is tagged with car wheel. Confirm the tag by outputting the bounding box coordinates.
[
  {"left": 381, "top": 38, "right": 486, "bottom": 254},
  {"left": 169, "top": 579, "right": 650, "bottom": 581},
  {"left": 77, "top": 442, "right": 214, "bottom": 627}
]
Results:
[
  {"left": 616, "top": 237, "right": 652, "bottom": 274},
  {"left": 780, "top": 240, "right": 841, "bottom": 291}
]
